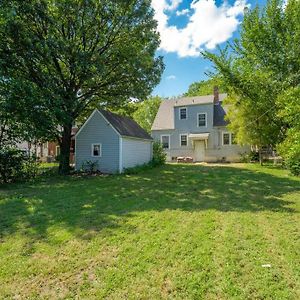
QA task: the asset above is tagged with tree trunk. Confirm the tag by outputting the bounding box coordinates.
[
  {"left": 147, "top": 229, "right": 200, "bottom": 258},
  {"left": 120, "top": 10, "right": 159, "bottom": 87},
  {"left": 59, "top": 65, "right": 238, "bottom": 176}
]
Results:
[
  {"left": 58, "top": 123, "right": 72, "bottom": 174},
  {"left": 259, "top": 147, "right": 263, "bottom": 166}
]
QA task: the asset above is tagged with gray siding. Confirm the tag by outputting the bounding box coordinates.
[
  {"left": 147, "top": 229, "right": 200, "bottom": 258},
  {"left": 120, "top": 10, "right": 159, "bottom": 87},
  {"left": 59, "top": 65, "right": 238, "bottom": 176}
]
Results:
[
  {"left": 75, "top": 111, "right": 120, "bottom": 173},
  {"left": 121, "top": 137, "right": 152, "bottom": 170},
  {"left": 151, "top": 103, "right": 250, "bottom": 162}
]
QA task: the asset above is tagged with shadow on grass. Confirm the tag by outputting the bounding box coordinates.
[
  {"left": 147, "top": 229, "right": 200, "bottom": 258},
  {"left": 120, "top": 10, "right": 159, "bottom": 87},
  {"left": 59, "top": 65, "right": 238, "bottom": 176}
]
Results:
[{"left": 0, "top": 164, "right": 299, "bottom": 242}]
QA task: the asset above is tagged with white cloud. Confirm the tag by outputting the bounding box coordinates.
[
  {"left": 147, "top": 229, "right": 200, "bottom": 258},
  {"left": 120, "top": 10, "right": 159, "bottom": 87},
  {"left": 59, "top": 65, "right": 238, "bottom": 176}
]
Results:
[
  {"left": 151, "top": 0, "right": 249, "bottom": 57},
  {"left": 176, "top": 9, "right": 189, "bottom": 16},
  {"left": 166, "top": 75, "right": 176, "bottom": 80}
]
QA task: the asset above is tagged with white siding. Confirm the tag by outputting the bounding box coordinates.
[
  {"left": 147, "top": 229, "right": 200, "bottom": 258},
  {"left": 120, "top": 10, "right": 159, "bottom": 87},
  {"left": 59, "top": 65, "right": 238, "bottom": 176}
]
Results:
[{"left": 121, "top": 137, "right": 152, "bottom": 170}]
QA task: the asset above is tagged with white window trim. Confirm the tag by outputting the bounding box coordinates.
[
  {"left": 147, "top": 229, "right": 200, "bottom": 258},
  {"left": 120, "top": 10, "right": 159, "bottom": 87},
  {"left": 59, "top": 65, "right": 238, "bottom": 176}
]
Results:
[
  {"left": 179, "top": 107, "right": 187, "bottom": 120},
  {"left": 56, "top": 145, "right": 60, "bottom": 156},
  {"left": 180, "top": 133, "right": 188, "bottom": 147},
  {"left": 91, "top": 143, "right": 102, "bottom": 157},
  {"left": 197, "top": 112, "right": 207, "bottom": 128},
  {"left": 222, "top": 132, "right": 231, "bottom": 146},
  {"left": 160, "top": 135, "right": 170, "bottom": 150}
]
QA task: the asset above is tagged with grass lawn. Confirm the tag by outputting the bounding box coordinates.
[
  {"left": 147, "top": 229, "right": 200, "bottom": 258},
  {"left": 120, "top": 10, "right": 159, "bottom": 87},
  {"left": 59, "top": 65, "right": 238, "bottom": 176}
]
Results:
[{"left": 0, "top": 163, "right": 299, "bottom": 299}]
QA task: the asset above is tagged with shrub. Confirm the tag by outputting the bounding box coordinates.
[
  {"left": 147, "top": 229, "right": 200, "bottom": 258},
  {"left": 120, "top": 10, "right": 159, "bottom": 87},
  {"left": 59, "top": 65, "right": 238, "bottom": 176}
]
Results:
[
  {"left": 278, "top": 129, "right": 300, "bottom": 176},
  {"left": 0, "top": 148, "right": 40, "bottom": 183},
  {"left": 152, "top": 141, "right": 166, "bottom": 166},
  {"left": 81, "top": 160, "right": 99, "bottom": 174},
  {"left": 240, "top": 151, "right": 259, "bottom": 163}
]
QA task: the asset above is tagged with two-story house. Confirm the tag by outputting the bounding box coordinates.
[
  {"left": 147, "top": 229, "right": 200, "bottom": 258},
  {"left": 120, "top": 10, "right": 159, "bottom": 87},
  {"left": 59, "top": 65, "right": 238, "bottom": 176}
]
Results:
[{"left": 151, "top": 88, "right": 250, "bottom": 162}]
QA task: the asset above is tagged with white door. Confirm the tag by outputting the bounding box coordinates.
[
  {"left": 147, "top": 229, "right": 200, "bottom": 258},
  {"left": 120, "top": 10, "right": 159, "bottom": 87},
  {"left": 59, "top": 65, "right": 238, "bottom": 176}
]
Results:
[{"left": 194, "top": 141, "right": 205, "bottom": 161}]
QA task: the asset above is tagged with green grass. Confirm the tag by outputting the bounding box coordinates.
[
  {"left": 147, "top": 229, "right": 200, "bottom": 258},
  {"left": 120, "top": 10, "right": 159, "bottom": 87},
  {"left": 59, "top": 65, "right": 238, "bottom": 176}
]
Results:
[{"left": 0, "top": 163, "right": 299, "bottom": 299}]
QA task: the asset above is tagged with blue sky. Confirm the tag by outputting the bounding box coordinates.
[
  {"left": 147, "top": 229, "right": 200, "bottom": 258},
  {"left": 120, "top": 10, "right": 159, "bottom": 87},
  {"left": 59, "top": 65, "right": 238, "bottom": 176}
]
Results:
[{"left": 151, "top": 0, "right": 266, "bottom": 97}]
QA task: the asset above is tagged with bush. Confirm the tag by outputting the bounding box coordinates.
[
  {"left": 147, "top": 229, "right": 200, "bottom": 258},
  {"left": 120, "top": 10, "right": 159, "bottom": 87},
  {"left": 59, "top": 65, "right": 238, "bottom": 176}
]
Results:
[
  {"left": 0, "top": 148, "right": 40, "bottom": 183},
  {"left": 240, "top": 151, "right": 259, "bottom": 163},
  {"left": 152, "top": 141, "right": 166, "bottom": 166},
  {"left": 278, "top": 129, "right": 300, "bottom": 176},
  {"left": 81, "top": 160, "right": 99, "bottom": 174}
]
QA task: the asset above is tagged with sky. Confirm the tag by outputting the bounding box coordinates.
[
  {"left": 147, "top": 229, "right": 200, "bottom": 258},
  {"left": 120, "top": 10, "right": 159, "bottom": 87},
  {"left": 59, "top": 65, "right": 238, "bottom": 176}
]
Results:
[{"left": 151, "top": 0, "right": 266, "bottom": 97}]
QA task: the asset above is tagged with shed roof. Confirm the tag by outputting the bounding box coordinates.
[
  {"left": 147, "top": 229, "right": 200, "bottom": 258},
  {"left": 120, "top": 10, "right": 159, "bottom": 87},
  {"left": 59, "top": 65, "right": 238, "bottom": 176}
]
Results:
[{"left": 99, "top": 109, "right": 152, "bottom": 140}]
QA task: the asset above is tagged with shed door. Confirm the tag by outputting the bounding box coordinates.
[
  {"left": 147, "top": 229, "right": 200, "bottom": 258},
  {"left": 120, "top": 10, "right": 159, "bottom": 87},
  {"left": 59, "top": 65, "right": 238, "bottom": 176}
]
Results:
[{"left": 194, "top": 141, "right": 205, "bottom": 162}]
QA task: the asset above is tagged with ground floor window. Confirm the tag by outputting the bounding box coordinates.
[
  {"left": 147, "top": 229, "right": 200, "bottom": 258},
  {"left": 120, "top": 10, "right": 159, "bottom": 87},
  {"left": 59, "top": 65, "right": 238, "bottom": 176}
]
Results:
[
  {"left": 92, "top": 143, "right": 102, "bottom": 157},
  {"left": 180, "top": 134, "right": 188, "bottom": 146},
  {"left": 161, "top": 135, "right": 170, "bottom": 149},
  {"left": 222, "top": 132, "right": 237, "bottom": 145}
]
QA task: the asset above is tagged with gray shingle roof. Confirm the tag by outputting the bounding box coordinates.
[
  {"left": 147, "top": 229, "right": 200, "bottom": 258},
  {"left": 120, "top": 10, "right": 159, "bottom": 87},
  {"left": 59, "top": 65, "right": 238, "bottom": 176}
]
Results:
[
  {"left": 213, "top": 104, "right": 229, "bottom": 127},
  {"left": 99, "top": 109, "right": 152, "bottom": 140},
  {"left": 151, "top": 94, "right": 228, "bottom": 130}
]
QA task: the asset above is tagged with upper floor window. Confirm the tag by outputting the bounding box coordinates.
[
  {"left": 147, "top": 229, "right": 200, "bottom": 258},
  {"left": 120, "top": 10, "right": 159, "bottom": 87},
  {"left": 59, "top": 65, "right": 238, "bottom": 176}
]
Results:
[
  {"left": 180, "top": 134, "right": 188, "bottom": 146},
  {"left": 179, "top": 107, "right": 187, "bottom": 120},
  {"left": 92, "top": 143, "right": 102, "bottom": 157},
  {"left": 197, "top": 113, "right": 207, "bottom": 127},
  {"left": 161, "top": 135, "right": 170, "bottom": 149}
]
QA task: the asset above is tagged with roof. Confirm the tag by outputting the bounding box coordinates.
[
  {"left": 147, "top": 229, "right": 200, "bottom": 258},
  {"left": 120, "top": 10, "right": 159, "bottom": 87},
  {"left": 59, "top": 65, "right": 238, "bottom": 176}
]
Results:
[
  {"left": 151, "top": 94, "right": 227, "bottom": 130},
  {"left": 99, "top": 109, "right": 152, "bottom": 140},
  {"left": 213, "top": 104, "right": 229, "bottom": 127}
]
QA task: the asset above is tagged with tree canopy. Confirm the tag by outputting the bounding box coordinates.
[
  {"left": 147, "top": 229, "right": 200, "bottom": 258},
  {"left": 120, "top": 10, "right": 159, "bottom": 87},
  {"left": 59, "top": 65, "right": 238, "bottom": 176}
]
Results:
[
  {"left": 184, "top": 77, "right": 225, "bottom": 97},
  {"left": 203, "top": 0, "right": 300, "bottom": 169},
  {"left": 0, "top": 0, "right": 164, "bottom": 173}
]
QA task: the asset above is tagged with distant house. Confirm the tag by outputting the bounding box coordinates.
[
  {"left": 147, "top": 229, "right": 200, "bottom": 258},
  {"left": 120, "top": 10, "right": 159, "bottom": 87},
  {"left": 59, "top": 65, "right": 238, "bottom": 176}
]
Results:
[
  {"left": 75, "top": 109, "right": 153, "bottom": 173},
  {"left": 16, "top": 127, "right": 78, "bottom": 163},
  {"left": 151, "top": 87, "right": 250, "bottom": 162}
]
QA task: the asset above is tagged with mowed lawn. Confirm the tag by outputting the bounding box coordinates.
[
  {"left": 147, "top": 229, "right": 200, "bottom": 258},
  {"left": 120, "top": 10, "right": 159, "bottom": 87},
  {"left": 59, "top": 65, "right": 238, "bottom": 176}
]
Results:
[{"left": 0, "top": 164, "right": 299, "bottom": 299}]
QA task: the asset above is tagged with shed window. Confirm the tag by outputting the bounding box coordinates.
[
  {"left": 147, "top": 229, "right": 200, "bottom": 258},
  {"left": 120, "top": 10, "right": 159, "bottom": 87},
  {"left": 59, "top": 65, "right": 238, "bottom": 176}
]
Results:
[
  {"left": 161, "top": 135, "right": 170, "bottom": 149},
  {"left": 180, "top": 134, "right": 188, "bottom": 146},
  {"left": 92, "top": 144, "right": 102, "bottom": 157},
  {"left": 198, "top": 113, "right": 206, "bottom": 127},
  {"left": 179, "top": 108, "right": 187, "bottom": 120},
  {"left": 223, "top": 133, "right": 230, "bottom": 145}
]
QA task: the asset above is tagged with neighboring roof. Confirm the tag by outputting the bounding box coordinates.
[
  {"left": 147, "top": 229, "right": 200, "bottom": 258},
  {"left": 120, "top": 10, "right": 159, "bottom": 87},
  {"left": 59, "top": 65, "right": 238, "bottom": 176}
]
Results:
[
  {"left": 151, "top": 94, "right": 227, "bottom": 130},
  {"left": 213, "top": 104, "right": 229, "bottom": 127},
  {"left": 99, "top": 109, "right": 152, "bottom": 140}
]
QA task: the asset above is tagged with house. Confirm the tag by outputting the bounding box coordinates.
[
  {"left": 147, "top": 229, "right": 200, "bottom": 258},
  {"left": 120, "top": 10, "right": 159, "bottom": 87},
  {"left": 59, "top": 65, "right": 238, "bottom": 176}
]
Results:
[
  {"left": 17, "top": 127, "right": 78, "bottom": 163},
  {"left": 151, "top": 87, "right": 250, "bottom": 162},
  {"left": 75, "top": 109, "right": 153, "bottom": 173}
]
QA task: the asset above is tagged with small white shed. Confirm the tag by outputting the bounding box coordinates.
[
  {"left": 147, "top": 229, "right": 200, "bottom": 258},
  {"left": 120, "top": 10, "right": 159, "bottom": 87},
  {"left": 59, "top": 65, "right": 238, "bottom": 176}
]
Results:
[{"left": 75, "top": 109, "right": 153, "bottom": 173}]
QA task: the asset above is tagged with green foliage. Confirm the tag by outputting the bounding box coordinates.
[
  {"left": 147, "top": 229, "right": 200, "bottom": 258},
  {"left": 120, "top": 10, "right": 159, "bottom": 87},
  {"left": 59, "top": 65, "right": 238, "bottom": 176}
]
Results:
[
  {"left": 184, "top": 76, "right": 225, "bottom": 97},
  {"left": 0, "top": 0, "right": 164, "bottom": 173},
  {"left": 133, "top": 96, "right": 162, "bottom": 132},
  {"left": 152, "top": 141, "right": 166, "bottom": 166},
  {"left": 0, "top": 148, "right": 40, "bottom": 183},
  {"left": 203, "top": 0, "right": 300, "bottom": 172},
  {"left": 81, "top": 160, "right": 99, "bottom": 174},
  {"left": 240, "top": 151, "right": 259, "bottom": 163}
]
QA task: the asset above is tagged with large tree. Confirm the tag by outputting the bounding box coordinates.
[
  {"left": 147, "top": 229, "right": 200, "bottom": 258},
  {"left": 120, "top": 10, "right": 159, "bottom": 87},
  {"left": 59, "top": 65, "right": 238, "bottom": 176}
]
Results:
[
  {"left": 0, "top": 0, "right": 163, "bottom": 173},
  {"left": 133, "top": 96, "right": 161, "bottom": 133},
  {"left": 203, "top": 0, "right": 299, "bottom": 164}
]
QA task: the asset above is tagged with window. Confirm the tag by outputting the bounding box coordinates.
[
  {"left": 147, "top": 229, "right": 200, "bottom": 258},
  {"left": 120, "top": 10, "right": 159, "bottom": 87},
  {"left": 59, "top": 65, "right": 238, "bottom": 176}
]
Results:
[
  {"left": 161, "top": 135, "right": 170, "bottom": 149},
  {"left": 180, "top": 134, "right": 188, "bottom": 146},
  {"left": 179, "top": 107, "right": 187, "bottom": 120},
  {"left": 197, "top": 113, "right": 207, "bottom": 127},
  {"left": 92, "top": 143, "right": 102, "bottom": 157},
  {"left": 231, "top": 133, "right": 237, "bottom": 144},
  {"left": 223, "top": 133, "right": 230, "bottom": 145},
  {"left": 56, "top": 146, "right": 60, "bottom": 156}
]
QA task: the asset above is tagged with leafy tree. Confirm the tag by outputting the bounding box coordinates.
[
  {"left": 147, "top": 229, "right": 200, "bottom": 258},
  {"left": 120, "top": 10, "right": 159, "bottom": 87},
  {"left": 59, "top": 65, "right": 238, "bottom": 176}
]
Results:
[
  {"left": 0, "top": 0, "right": 163, "bottom": 174},
  {"left": 184, "top": 76, "right": 225, "bottom": 97},
  {"left": 133, "top": 96, "right": 161, "bottom": 132},
  {"left": 203, "top": 0, "right": 299, "bottom": 165}
]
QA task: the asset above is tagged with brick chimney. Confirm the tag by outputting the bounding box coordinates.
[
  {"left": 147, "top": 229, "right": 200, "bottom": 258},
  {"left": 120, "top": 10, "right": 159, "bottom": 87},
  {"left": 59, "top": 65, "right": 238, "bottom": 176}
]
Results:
[{"left": 213, "top": 86, "right": 219, "bottom": 105}]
